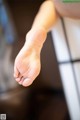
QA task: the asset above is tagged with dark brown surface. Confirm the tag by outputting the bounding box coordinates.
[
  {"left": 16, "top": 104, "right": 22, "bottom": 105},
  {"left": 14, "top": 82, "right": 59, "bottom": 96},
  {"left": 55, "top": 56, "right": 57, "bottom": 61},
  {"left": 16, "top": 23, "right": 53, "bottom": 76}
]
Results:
[
  {"left": 0, "top": 0, "right": 70, "bottom": 120},
  {"left": 7, "top": 0, "right": 62, "bottom": 89}
]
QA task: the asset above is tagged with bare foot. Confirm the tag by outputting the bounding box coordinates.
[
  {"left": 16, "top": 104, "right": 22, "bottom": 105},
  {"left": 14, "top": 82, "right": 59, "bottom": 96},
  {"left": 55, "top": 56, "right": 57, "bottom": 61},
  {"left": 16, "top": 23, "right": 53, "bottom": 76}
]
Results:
[{"left": 14, "top": 28, "right": 47, "bottom": 87}]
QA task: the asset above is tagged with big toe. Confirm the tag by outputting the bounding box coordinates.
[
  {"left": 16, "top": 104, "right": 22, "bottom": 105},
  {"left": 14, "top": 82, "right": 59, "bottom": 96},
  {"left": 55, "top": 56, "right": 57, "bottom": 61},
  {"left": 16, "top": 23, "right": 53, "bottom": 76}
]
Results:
[{"left": 22, "top": 78, "right": 33, "bottom": 87}]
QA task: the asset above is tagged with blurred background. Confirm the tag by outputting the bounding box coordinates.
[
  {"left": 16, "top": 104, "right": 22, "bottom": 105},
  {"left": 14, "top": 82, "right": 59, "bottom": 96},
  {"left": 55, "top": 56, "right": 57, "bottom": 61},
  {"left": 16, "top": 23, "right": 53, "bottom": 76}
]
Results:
[{"left": 0, "top": 0, "right": 80, "bottom": 120}]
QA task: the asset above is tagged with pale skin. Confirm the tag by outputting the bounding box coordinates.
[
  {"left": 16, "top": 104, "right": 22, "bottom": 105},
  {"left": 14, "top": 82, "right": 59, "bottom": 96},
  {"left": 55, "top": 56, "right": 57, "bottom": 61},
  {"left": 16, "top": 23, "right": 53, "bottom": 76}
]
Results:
[{"left": 14, "top": 0, "right": 57, "bottom": 87}]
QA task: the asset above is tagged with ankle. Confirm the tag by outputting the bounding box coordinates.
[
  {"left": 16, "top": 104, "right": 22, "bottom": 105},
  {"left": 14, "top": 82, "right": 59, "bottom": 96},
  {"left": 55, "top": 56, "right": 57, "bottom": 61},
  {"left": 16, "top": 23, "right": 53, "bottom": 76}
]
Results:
[{"left": 25, "top": 27, "right": 47, "bottom": 51}]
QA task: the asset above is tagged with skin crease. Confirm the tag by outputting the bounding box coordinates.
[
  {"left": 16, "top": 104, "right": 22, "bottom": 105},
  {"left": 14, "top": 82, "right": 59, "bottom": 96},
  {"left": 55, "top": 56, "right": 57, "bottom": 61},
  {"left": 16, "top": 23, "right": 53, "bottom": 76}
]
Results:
[
  {"left": 14, "top": 0, "right": 57, "bottom": 87},
  {"left": 53, "top": 0, "right": 80, "bottom": 19},
  {"left": 54, "top": 0, "right": 80, "bottom": 19},
  {"left": 14, "top": 0, "right": 80, "bottom": 87},
  {"left": 14, "top": 28, "right": 47, "bottom": 87}
]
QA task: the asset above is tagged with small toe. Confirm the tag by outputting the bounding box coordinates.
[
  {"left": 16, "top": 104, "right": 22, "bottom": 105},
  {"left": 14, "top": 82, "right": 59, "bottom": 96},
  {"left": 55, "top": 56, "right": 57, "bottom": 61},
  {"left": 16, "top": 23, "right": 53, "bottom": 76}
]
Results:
[
  {"left": 16, "top": 78, "right": 21, "bottom": 82},
  {"left": 19, "top": 78, "right": 24, "bottom": 85},
  {"left": 14, "top": 66, "right": 19, "bottom": 78}
]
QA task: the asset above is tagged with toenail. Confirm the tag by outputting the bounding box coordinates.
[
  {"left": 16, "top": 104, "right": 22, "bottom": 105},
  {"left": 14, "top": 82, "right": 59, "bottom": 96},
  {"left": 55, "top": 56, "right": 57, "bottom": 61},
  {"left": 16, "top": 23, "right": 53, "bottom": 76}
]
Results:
[
  {"left": 22, "top": 78, "right": 33, "bottom": 87},
  {"left": 16, "top": 78, "right": 21, "bottom": 82}
]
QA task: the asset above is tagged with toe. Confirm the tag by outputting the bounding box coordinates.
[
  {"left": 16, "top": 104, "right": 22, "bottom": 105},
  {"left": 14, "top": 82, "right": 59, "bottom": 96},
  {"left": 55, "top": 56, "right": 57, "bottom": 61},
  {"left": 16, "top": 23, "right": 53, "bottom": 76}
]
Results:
[
  {"left": 14, "top": 66, "right": 19, "bottom": 78},
  {"left": 19, "top": 77, "right": 24, "bottom": 85},
  {"left": 22, "top": 78, "right": 33, "bottom": 87},
  {"left": 16, "top": 78, "right": 21, "bottom": 82}
]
